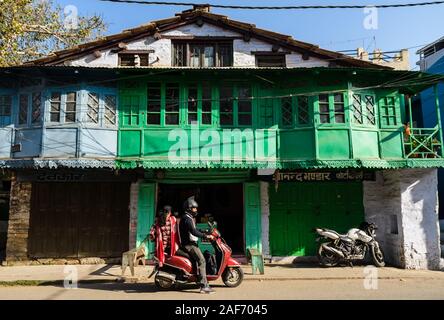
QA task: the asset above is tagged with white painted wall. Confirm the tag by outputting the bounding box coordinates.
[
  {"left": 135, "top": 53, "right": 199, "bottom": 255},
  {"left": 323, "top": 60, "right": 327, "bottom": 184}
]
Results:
[
  {"left": 68, "top": 22, "right": 329, "bottom": 68},
  {"left": 363, "top": 169, "right": 441, "bottom": 270}
]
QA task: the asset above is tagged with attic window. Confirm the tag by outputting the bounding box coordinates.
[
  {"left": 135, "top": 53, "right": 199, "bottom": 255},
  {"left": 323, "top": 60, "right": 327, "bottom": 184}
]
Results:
[
  {"left": 118, "top": 52, "right": 149, "bottom": 67},
  {"left": 255, "top": 54, "right": 286, "bottom": 67},
  {"left": 172, "top": 41, "right": 233, "bottom": 67}
]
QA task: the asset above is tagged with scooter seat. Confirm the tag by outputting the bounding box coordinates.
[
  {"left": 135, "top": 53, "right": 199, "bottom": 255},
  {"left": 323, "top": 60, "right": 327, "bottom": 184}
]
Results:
[{"left": 175, "top": 248, "right": 191, "bottom": 260}]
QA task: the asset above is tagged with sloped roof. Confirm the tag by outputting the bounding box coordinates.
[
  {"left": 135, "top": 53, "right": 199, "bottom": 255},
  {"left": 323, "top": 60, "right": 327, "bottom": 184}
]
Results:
[{"left": 24, "top": 6, "right": 389, "bottom": 69}]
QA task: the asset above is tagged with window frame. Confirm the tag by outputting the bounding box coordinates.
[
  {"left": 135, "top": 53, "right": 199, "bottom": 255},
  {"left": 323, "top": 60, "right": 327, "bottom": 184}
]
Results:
[
  {"left": 350, "top": 91, "right": 377, "bottom": 127},
  {"left": 0, "top": 93, "right": 13, "bottom": 127},
  {"left": 378, "top": 95, "right": 400, "bottom": 128},
  {"left": 255, "top": 54, "right": 286, "bottom": 67},
  {"left": 219, "top": 84, "right": 253, "bottom": 128},
  {"left": 315, "top": 92, "right": 348, "bottom": 126},
  {"left": 184, "top": 83, "right": 215, "bottom": 127},
  {"left": 84, "top": 89, "right": 118, "bottom": 127},
  {"left": 172, "top": 40, "right": 233, "bottom": 67}
]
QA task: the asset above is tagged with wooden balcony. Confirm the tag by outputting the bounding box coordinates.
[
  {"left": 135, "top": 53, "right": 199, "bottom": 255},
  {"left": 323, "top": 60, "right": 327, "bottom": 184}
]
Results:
[{"left": 404, "top": 126, "right": 443, "bottom": 159}]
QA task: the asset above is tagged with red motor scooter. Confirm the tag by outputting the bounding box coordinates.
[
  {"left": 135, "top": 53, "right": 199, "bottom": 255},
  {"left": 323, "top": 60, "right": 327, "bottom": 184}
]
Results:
[{"left": 149, "top": 221, "right": 244, "bottom": 290}]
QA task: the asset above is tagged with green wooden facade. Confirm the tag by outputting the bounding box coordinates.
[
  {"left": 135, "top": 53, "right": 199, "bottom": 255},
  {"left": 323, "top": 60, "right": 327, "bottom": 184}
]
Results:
[
  {"left": 116, "top": 68, "right": 444, "bottom": 170},
  {"left": 119, "top": 68, "right": 444, "bottom": 256}
]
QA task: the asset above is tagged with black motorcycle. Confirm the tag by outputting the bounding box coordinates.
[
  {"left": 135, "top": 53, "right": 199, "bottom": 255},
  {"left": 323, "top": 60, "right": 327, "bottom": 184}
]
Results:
[{"left": 314, "top": 222, "right": 385, "bottom": 267}]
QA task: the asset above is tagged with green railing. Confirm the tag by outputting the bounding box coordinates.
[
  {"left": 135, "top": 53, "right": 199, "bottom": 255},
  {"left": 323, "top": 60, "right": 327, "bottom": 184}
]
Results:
[{"left": 404, "top": 126, "right": 443, "bottom": 159}]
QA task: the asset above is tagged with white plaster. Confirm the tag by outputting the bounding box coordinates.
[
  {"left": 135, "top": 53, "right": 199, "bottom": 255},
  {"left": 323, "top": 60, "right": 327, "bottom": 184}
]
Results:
[
  {"left": 260, "top": 181, "right": 270, "bottom": 257},
  {"left": 67, "top": 22, "right": 329, "bottom": 68},
  {"left": 363, "top": 169, "right": 441, "bottom": 270}
]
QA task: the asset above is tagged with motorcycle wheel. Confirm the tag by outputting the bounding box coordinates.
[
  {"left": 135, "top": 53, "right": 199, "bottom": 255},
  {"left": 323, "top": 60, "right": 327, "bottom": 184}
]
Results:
[
  {"left": 222, "top": 267, "right": 244, "bottom": 288},
  {"left": 154, "top": 274, "right": 175, "bottom": 290},
  {"left": 371, "top": 245, "right": 385, "bottom": 267},
  {"left": 318, "top": 246, "right": 340, "bottom": 267}
]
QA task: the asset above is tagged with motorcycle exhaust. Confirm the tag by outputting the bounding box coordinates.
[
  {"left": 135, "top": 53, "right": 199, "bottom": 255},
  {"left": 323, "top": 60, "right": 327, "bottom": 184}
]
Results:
[
  {"left": 156, "top": 271, "right": 177, "bottom": 283},
  {"left": 321, "top": 243, "right": 345, "bottom": 258}
]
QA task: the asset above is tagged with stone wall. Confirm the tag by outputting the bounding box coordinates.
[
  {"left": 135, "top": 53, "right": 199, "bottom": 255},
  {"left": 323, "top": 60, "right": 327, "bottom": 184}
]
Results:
[
  {"left": 128, "top": 180, "right": 140, "bottom": 250},
  {"left": 69, "top": 23, "right": 328, "bottom": 68},
  {"left": 5, "top": 175, "right": 32, "bottom": 262},
  {"left": 363, "top": 169, "right": 441, "bottom": 270}
]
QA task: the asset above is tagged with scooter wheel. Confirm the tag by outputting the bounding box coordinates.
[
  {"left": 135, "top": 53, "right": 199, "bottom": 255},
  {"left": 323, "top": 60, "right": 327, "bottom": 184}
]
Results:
[
  {"left": 222, "top": 267, "right": 244, "bottom": 288},
  {"left": 154, "top": 274, "right": 175, "bottom": 290}
]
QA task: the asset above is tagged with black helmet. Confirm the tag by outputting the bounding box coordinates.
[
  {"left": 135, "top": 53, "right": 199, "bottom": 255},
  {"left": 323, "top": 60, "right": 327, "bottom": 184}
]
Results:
[{"left": 183, "top": 196, "right": 198, "bottom": 215}]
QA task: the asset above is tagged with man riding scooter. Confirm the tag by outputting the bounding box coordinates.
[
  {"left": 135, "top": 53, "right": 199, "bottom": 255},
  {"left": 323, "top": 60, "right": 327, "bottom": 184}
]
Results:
[{"left": 178, "top": 196, "right": 215, "bottom": 294}]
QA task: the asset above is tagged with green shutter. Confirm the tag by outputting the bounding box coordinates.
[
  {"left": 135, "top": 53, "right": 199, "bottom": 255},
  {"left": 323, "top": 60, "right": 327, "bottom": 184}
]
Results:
[
  {"left": 244, "top": 182, "right": 262, "bottom": 253},
  {"left": 137, "top": 182, "right": 156, "bottom": 258}
]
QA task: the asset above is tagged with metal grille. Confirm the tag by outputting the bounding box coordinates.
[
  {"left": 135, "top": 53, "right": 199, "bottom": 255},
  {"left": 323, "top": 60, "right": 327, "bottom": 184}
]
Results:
[
  {"left": 87, "top": 93, "right": 100, "bottom": 123},
  {"left": 104, "top": 95, "right": 117, "bottom": 125},
  {"left": 352, "top": 94, "right": 363, "bottom": 124},
  {"left": 364, "top": 95, "right": 375, "bottom": 125},
  {"left": 173, "top": 43, "right": 186, "bottom": 66},
  {"left": 31, "top": 93, "right": 41, "bottom": 124},
  {"left": 297, "top": 96, "right": 309, "bottom": 125},
  {"left": 281, "top": 97, "right": 293, "bottom": 126}
]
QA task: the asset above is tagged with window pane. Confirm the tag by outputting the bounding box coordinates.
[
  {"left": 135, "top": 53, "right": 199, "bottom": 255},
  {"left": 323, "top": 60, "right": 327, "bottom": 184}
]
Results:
[
  {"left": 281, "top": 97, "right": 293, "bottom": 126},
  {"left": 19, "top": 94, "right": 28, "bottom": 125},
  {"left": 0, "top": 95, "right": 12, "bottom": 116},
  {"left": 220, "top": 87, "right": 233, "bottom": 113},
  {"left": 190, "top": 46, "right": 201, "bottom": 67},
  {"left": 31, "top": 93, "right": 41, "bottom": 124},
  {"left": 50, "top": 92, "right": 61, "bottom": 122},
  {"left": 147, "top": 114, "right": 160, "bottom": 125},
  {"left": 218, "top": 44, "right": 233, "bottom": 67},
  {"left": 297, "top": 96, "right": 309, "bottom": 125},
  {"left": 220, "top": 113, "right": 233, "bottom": 126},
  {"left": 65, "top": 92, "right": 76, "bottom": 122},
  {"left": 257, "top": 55, "right": 286, "bottom": 67},
  {"left": 239, "top": 114, "right": 252, "bottom": 126},
  {"left": 166, "top": 84, "right": 179, "bottom": 112},
  {"left": 87, "top": 93, "right": 99, "bottom": 123},
  {"left": 147, "top": 84, "right": 161, "bottom": 112},
  {"left": 104, "top": 95, "right": 117, "bottom": 125},
  {"left": 165, "top": 113, "right": 179, "bottom": 125},
  {"left": 202, "top": 113, "right": 211, "bottom": 124},
  {"left": 335, "top": 114, "right": 345, "bottom": 123},
  {"left": 202, "top": 86, "right": 212, "bottom": 112},
  {"left": 188, "top": 113, "right": 198, "bottom": 124},
  {"left": 188, "top": 87, "right": 198, "bottom": 112},
  {"left": 364, "top": 95, "right": 375, "bottom": 125},
  {"left": 320, "top": 114, "right": 330, "bottom": 123},
  {"left": 204, "top": 46, "right": 214, "bottom": 67},
  {"left": 173, "top": 43, "right": 186, "bottom": 66},
  {"left": 319, "top": 104, "right": 329, "bottom": 113},
  {"left": 352, "top": 94, "right": 363, "bottom": 124},
  {"left": 238, "top": 87, "right": 252, "bottom": 113}
]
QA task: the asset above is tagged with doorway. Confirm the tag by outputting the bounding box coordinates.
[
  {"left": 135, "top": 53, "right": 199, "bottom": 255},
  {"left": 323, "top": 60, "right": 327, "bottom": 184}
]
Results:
[{"left": 157, "top": 183, "right": 244, "bottom": 254}]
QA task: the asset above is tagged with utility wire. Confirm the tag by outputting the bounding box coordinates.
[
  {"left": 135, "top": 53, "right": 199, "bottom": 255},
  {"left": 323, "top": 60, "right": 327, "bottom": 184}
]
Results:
[{"left": 98, "top": 0, "right": 444, "bottom": 10}]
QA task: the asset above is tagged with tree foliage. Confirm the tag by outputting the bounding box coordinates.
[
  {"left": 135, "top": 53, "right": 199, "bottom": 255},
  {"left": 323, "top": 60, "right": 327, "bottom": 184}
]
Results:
[{"left": 0, "top": 0, "right": 107, "bottom": 66}]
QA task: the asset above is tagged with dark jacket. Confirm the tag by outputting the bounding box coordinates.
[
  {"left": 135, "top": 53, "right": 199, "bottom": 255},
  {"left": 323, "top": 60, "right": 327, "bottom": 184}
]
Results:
[{"left": 178, "top": 213, "right": 206, "bottom": 246}]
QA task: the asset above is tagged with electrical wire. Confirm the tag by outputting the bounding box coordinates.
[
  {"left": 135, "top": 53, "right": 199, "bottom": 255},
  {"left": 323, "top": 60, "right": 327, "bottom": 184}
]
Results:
[{"left": 97, "top": 0, "right": 444, "bottom": 10}]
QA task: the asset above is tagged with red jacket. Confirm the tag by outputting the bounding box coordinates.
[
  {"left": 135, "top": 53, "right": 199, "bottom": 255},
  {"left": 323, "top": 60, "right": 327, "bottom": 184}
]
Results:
[{"left": 149, "top": 214, "right": 179, "bottom": 267}]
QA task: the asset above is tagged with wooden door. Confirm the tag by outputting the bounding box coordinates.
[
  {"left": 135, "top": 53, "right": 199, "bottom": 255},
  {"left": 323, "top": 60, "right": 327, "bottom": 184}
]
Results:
[{"left": 29, "top": 182, "right": 130, "bottom": 258}]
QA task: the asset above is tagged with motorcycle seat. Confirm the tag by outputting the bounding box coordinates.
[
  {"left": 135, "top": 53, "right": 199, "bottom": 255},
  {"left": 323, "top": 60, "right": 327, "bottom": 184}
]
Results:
[
  {"left": 339, "top": 236, "right": 353, "bottom": 243},
  {"left": 175, "top": 248, "right": 191, "bottom": 260}
]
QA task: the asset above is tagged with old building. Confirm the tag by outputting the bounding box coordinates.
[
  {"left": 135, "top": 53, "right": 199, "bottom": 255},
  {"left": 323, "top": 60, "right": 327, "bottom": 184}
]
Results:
[{"left": 0, "top": 5, "right": 443, "bottom": 269}]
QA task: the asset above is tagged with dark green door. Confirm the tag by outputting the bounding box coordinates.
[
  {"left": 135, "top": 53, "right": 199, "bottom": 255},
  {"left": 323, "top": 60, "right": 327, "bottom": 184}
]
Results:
[{"left": 269, "top": 182, "right": 364, "bottom": 256}]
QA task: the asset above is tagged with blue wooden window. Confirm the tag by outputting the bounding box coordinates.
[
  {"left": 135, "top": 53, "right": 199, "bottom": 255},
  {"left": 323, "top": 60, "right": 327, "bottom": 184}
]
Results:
[
  {"left": 50, "top": 92, "right": 62, "bottom": 122},
  {"left": 86, "top": 91, "right": 117, "bottom": 126},
  {"left": 0, "top": 95, "right": 12, "bottom": 126},
  {"left": 16, "top": 92, "right": 42, "bottom": 126}
]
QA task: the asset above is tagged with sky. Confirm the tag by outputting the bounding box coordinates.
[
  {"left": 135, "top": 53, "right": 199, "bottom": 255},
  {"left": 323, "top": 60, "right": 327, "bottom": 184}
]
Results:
[{"left": 56, "top": 0, "right": 444, "bottom": 68}]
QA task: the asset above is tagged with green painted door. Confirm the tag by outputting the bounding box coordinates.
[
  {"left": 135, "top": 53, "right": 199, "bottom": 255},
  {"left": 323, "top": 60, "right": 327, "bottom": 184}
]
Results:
[
  {"left": 244, "top": 182, "right": 262, "bottom": 253},
  {"left": 269, "top": 182, "right": 364, "bottom": 256},
  {"left": 137, "top": 182, "right": 156, "bottom": 258}
]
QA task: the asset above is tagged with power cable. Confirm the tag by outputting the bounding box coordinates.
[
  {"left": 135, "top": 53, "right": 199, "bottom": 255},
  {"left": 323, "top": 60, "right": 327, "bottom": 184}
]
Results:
[{"left": 97, "top": 0, "right": 444, "bottom": 10}]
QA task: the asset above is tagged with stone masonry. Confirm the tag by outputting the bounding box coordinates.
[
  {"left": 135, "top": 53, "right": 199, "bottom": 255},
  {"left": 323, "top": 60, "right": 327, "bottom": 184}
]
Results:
[
  {"left": 5, "top": 174, "right": 32, "bottom": 263},
  {"left": 364, "top": 169, "right": 441, "bottom": 270}
]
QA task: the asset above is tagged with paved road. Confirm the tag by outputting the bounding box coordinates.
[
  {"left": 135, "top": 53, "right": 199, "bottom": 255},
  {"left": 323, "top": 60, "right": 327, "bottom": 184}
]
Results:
[{"left": 1, "top": 277, "right": 444, "bottom": 300}]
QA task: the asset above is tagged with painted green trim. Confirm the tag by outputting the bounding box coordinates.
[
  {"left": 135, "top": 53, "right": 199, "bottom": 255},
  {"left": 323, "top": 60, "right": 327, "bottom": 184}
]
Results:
[
  {"left": 116, "top": 159, "right": 444, "bottom": 169},
  {"left": 244, "top": 182, "right": 262, "bottom": 253},
  {"left": 137, "top": 182, "right": 156, "bottom": 259},
  {"left": 435, "top": 84, "right": 444, "bottom": 149}
]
